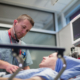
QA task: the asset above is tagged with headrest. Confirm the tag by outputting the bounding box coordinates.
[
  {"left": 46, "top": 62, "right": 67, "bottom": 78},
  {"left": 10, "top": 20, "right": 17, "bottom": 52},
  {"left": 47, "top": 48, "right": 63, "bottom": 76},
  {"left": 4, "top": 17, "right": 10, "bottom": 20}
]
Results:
[{"left": 55, "top": 56, "right": 80, "bottom": 72}]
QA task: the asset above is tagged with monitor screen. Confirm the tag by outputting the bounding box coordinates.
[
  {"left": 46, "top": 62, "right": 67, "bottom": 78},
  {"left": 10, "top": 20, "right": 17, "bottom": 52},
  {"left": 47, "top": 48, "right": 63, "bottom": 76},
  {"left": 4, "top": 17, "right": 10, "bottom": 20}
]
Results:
[
  {"left": 70, "top": 14, "right": 80, "bottom": 46},
  {"left": 72, "top": 17, "right": 80, "bottom": 41}
]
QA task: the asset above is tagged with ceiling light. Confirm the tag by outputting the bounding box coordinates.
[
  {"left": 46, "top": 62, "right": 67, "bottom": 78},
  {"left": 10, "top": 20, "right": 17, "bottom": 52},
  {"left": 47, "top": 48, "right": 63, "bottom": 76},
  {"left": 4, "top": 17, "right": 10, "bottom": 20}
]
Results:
[{"left": 51, "top": 0, "right": 58, "bottom": 5}]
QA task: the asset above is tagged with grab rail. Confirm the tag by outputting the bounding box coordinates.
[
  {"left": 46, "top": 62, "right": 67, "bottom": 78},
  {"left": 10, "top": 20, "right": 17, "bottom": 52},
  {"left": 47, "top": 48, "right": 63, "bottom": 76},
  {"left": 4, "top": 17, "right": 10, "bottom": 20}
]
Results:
[{"left": 0, "top": 43, "right": 66, "bottom": 80}]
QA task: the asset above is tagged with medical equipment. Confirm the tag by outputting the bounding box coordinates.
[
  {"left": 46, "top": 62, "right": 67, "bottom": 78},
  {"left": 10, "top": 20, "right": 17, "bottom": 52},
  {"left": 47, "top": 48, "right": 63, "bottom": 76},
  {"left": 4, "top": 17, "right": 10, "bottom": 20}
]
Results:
[
  {"left": 0, "top": 43, "right": 66, "bottom": 80},
  {"left": 70, "top": 14, "right": 80, "bottom": 46}
]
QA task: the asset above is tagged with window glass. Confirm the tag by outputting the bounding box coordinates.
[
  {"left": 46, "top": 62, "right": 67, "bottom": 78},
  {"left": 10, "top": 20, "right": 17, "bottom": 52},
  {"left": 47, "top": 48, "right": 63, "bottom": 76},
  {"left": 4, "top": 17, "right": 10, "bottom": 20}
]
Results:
[
  {"left": 0, "top": 4, "right": 55, "bottom": 31},
  {"left": 0, "top": 27, "right": 9, "bottom": 30},
  {"left": 29, "top": 50, "right": 56, "bottom": 68},
  {"left": 21, "top": 31, "right": 56, "bottom": 46},
  {"left": 0, "top": 26, "right": 57, "bottom": 68}
]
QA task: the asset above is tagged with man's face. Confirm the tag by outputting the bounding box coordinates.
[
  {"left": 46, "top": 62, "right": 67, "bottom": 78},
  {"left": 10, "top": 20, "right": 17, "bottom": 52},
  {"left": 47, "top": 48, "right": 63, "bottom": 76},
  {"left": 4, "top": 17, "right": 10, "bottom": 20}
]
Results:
[
  {"left": 14, "top": 19, "right": 32, "bottom": 39},
  {"left": 39, "top": 52, "right": 58, "bottom": 70}
]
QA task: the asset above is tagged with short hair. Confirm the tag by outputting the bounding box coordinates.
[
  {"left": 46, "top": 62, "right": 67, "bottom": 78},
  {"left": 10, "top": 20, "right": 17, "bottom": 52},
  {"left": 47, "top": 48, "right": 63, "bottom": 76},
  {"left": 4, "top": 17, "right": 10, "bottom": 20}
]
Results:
[{"left": 17, "top": 14, "right": 34, "bottom": 26}]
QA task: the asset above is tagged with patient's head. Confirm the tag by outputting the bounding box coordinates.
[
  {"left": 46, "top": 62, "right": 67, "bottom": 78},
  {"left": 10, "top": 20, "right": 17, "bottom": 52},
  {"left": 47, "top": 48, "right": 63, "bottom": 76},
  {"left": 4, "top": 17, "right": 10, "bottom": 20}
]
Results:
[{"left": 39, "top": 52, "right": 58, "bottom": 70}]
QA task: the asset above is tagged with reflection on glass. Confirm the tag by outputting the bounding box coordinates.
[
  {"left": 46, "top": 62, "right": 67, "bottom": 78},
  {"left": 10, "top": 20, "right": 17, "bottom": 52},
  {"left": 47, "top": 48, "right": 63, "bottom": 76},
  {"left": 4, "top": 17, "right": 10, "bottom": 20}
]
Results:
[
  {"left": 0, "top": 26, "right": 56, "bottom": 69},
  {"left": 29, "top": 50, "right": 56, "bottom": 68},
  {"left": 0, "top": 46, "right": 56, "bottom": 69}
]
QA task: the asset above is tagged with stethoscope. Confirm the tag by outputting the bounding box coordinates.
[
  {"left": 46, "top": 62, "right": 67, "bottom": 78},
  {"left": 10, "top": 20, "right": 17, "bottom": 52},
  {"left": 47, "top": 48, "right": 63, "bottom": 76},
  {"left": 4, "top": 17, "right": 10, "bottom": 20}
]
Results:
[
  {"left": 8, "top": 28, "right": 26, "bottom": 61},
  {"left": 8, "top": 29, "right": 21, "bottom": 55}
]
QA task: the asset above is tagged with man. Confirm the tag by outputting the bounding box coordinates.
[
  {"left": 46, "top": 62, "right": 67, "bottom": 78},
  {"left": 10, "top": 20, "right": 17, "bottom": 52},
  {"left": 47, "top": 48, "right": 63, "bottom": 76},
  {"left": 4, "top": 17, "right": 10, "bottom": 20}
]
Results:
[
  {"left": 0, "top": 14, "right": 34, "bottom": 74},
  {"left": 1, "top": 52, "right": 80, "bottom": 80}
]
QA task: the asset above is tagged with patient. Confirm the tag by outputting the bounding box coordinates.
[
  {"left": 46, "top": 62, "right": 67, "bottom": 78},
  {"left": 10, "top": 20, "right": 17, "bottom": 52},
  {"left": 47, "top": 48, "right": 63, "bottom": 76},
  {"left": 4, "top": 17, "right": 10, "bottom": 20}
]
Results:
[
  {"left": 1, "top": 52, "right": 80, "bottom": 80},
  {"left": 0, "top": 52, "right": 58, "bottom": 80}
]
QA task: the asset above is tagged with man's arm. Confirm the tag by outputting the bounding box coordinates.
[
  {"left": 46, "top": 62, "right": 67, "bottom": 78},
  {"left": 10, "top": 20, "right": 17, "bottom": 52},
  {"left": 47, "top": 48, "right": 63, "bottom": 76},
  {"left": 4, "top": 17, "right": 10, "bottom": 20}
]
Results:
[
  {"left": 23, "top": 66, "right": 30, "bottom": 70},
  {"left": 0, "top": 76, "right": 45, "bottom": 80},
  {"left": 27, "top": 76, "right": 45, "bottom": 80},
  {"left": 0, "top": 77, "right": 21, "bottom": 80},
  {"left": 0, "top": 60, "right": 19, "bottom": 74}
]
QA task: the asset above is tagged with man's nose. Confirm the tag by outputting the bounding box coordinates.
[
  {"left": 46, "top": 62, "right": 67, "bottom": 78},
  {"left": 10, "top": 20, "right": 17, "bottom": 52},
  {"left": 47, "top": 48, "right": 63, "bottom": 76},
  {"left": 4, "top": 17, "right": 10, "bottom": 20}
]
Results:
[
  {"left": 22, "top": 29, "right": 26, "bottom": 34},
  {"left": 43, "top": 56, "right": 47, "bottom": 59}
]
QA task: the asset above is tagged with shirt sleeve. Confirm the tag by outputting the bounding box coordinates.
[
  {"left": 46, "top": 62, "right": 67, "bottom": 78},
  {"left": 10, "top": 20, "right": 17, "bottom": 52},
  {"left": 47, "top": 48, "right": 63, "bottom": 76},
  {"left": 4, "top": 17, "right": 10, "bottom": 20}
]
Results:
[
  {"left": 20, "top": 41, "right": 33, "bottom": 67},
  {"left": 23, "top": 49, "right": 33, "bottom": 67}
]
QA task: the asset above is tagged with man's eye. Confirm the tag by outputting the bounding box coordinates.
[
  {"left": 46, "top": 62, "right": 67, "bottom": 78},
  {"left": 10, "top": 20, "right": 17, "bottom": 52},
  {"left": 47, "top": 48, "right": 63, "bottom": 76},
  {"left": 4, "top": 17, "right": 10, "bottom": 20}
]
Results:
[
  {"left": 49, "top": 55, "right": 53, "bottom": 58},
  {"left": 23, "top": 27, "right": 25, "bottom": 29},
  {"left": 22, "top": 26, "right": 26, "bottom": 29},
  {"left": 26, "top": 30, "right": 29, "bottom": 32}
]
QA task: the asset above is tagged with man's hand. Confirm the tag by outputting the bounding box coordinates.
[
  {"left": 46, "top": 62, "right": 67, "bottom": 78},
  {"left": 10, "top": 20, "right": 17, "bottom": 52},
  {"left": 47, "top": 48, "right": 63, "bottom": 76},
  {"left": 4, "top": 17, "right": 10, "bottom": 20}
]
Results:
[
  {"left": 0, "top": 60, "right": 19, "bottom": 74},
  {"left": 5, "top": 64, "right": 19, "bottom": 74}
]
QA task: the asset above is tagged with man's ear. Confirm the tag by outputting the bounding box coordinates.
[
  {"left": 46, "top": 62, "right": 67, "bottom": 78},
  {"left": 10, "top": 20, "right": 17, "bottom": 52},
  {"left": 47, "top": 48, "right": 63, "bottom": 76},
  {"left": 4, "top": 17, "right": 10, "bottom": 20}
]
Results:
[{"left": 14, "top": 19, "right": 18, "bottom": 25}]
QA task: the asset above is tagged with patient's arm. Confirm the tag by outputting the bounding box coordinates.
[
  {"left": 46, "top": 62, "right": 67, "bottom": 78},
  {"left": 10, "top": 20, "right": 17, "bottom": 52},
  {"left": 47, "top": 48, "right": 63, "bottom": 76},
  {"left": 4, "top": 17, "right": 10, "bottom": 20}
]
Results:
[
  {"left": 0, "top": 76, "right": 45, "bottom": 80},
  {"left": 23, "top": 66, "right": 30, "bottom": 70},
  {"left": 0, "top": 77, "right": 21, "bottom": 80},
  {"left": 27, "top": 76, "right": 45, "bottom": 80}
]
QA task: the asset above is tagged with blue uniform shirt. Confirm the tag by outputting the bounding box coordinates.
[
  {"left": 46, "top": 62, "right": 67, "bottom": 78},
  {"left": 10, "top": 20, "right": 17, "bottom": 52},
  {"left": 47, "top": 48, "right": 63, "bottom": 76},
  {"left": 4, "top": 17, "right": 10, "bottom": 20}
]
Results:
[{"left": 0, "top": 30, "right": 33, "bottom": 72}]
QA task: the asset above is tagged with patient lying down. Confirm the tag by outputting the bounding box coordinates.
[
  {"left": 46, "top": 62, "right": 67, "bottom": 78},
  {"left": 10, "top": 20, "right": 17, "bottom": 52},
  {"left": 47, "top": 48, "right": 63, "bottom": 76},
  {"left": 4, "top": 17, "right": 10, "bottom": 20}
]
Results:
[{"left": 1, "top": 52, "right": 80, "bottom": 80}]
